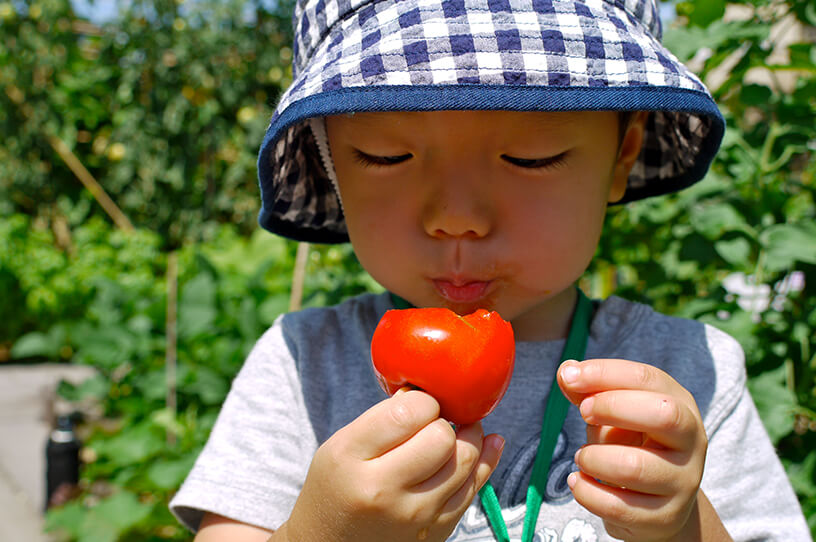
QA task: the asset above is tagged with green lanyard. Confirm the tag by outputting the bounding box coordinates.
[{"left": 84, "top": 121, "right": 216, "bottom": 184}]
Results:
[
  {"left": 387, "top": 289, "right": 593, "bottom": 542},
  {"left": 478, "top": 289, "right": 592, "bottom": 542}
]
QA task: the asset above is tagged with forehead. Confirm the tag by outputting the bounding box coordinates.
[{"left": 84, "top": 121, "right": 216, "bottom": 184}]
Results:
[{"left": 328, "top": 110, "right": 618, "bottom": 137}]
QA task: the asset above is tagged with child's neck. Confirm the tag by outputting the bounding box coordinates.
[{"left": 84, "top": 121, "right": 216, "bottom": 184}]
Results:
[{"left": 511, "top": 287, "right": 580, "bottom": 342}]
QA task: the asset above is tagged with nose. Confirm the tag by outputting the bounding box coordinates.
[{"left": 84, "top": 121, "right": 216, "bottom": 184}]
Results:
[{"left": 421, "top": 171, "right": 493, "bottom": 240}]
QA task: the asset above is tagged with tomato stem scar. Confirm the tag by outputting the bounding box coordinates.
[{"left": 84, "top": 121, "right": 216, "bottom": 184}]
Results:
[{"left": 455, "top": 314, "right": 477, "bottom": 331}]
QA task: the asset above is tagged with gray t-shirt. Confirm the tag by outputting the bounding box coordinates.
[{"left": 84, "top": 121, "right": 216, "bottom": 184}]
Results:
[{"left": 170, "top": 293, "right": 811, "bottom": 541}]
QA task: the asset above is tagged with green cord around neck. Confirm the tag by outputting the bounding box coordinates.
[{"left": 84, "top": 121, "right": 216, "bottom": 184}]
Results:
[
  {"left": 385, "top": 289, "right": 594, "bottom": 542},
  {"left": 478, "top": 288, "right": 593, "bottom": 542}
]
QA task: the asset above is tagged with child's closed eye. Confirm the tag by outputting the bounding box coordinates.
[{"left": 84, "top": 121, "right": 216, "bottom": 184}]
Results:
[
  {"left": 350, "top": 148, "right": 568, "bottom": 170},
  {"left": 353, "top": 149, "right": 413, "bottom": 167},
  {"left": 501, "top": 151, "right": 569, "bottom": 170}
]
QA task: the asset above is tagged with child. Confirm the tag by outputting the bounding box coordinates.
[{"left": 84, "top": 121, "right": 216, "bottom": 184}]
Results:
[{"left": 171, "top": 1, "right": 811, "bottom": 540}]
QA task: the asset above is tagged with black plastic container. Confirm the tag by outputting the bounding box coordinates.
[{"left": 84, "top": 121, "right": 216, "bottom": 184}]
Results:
[{"left": 45, "top": 415, "right": 81, "bottom": 509}]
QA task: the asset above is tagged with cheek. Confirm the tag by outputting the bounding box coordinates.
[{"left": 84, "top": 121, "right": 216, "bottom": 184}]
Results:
[
  {"left": 504, "top": 185, "right": 608, "bottom": 270},
  {"left": 345, "top": 207, "right": 398, "bottom": 260},
  {"left": 342, "top": 197, "right": 419, "bottom": 279},
  {"left": 342, "top": 184, "right": 417, "bottom": 238},
  {"left": 344, "top": 202, "right": 389, "bottom": 238}
]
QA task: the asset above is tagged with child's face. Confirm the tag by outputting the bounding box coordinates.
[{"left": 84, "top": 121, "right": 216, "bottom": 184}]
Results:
[{"left": 326, "top": 110, "right": 644, "bottom": 341}]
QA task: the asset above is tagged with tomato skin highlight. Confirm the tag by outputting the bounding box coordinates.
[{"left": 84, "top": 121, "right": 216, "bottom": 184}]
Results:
[{"left": 370, "top": 308, "right": 515, "bottom": 425}]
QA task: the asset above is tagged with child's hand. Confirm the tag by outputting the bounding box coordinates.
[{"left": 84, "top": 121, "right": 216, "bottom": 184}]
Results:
[
  {"left": 277, "top": 388, "right": 504, "bottom": 542},
  {"left": 557, "top": 359, "right": 708, "bottom": 541}
]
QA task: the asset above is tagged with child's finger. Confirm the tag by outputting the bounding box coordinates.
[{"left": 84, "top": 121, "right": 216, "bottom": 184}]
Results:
[
  {"left": 586, "top": 424, "right": 645, "bottom": 447},
  {"left": 409, "top": 422, "right": 485, "bottom": 496},
  {"left": 567, "top": 470, "right": 672, "bottom": 526},
  {"left": 435, "top": 433, "right": 505, "bottom": 524},
  {"left": 574, "top": 444, "right": 683, "bottom": 496},
  {"left": 558, "top": 359, "right": 685, "bottom": 405},
  {"left": 343, "top": 389, "right": 441, "bottom": 460},
  {"left": 376, "top": 417, "right": 460, "bottom": 487},
  {"left": 579, "top": 390, "right": 700, "bottom": 451}
]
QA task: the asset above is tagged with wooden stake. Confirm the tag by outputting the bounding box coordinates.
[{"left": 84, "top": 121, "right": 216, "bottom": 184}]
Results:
[
  {"left": 165, "top": 251, "right": 178, "bottom": 445},
  {"left": 4, "top": 83, "right": 134, "bottom": 232},
  {"left": 47, "top": 135, "right": 134, "bottom": 232},
  {"left": 289, "top": 242, "right": 310, "bottom": 312}
]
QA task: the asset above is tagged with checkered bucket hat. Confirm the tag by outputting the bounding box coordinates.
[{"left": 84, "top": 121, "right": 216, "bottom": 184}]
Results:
[{"left": 258, "top": 0, "right": 725, "bottom": 243}]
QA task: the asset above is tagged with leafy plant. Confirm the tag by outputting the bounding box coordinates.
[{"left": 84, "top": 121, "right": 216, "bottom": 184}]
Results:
[
  {"left": 2, "top": 0, "right": 814, "bottom": 539},
  {"left": 0, "top": 0, "right": 295, "bottom": 247},
  {"left": 5, "top": 216, "right": 377, "bottom": 541}
]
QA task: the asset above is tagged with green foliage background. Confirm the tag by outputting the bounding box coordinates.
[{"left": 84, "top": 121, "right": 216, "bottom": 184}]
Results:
[{"left": 1, "top": 0, "right": 814, "bottom": 539}]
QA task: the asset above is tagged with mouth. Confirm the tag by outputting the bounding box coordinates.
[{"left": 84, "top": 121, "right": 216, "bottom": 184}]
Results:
[{"left": 432, "top": 278, "right": 492, "bottom": 304}]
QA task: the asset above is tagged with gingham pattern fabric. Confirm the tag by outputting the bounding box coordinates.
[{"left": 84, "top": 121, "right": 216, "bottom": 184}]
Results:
[{"left": 257, "top": 0, "right": 724, "bottom": 243}]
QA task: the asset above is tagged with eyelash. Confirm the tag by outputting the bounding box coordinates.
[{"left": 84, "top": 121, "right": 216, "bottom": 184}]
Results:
[
  {"left": 501, "top": 152, "right": 569, "bottom": 170},
  {"left": 351, "top": 150, "right": 569, "bottom": 170},
  {"left": 352, "top": 150, "right": 412, "bottom": 167}
]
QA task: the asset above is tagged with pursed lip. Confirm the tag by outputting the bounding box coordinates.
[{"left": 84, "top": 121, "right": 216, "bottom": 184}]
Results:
[{"left": 432, "top": 278, "right": 493, "bottom": 303}]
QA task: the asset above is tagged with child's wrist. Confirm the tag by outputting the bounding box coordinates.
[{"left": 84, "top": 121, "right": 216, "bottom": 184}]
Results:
[{"left": 670, "top": 489, "right": 732, "bottom": 542}]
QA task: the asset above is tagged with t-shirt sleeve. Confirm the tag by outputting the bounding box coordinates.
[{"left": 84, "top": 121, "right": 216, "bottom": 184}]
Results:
[
  {"left": 699, "top": 327, "right": 811, "bottom": 541},
  {"left": 169, "top": 319, "right": 318, "bottom": 533}
]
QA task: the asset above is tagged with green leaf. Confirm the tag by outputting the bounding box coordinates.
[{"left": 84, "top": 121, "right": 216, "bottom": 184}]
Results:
[
  {"left": 677, "top": 0, "right": 726, "bottom": 28},
  {"left": 739, "top": 84, "right": 773, "bottom": 106},
  {"left": 46, "top": 491, "right": 152, "bottom": 542},
  {"left": 690, "top": 203, "right": 748, "bottom": 240},
  {"left": 258, "top": 293, "right": 290, "bottom": 325},
  {"left": 187, "top": 366, "right": 229, "bottom": 405},
  {"left": 786, "top": 43, "right": 816, "bottom": 71},
  {"left": 663, "top": 24, "right": 709, "bottom": 61},
  {"left": 133, "top": 369, "right": 167, "bottom": 402},
  {"left": 75, "top": 518, "right": 119, "bottom": 542},
  {"left": 785, "top": 452, "right": 816, "bottom": 499},
  {"left": 73, "top": 324, "right": 136, "bottom": 368},
  {"left": 237, "top": 296, "right": 261, "bottom": 339},
  {"left": 57, "top": 374, "right": 109, "bottom": 402},
  {"left": 181, "top": 273, "right": 218, "bottom": 307},
  {"left": 672, "top": 298, "right": 720, "bottom": 320},
  {"left": 760, "top": 223, "right": 816, "bottom": 271},
  {"left": 748, "top": 364, "right": 797, "bottom": 444},
  {"left": 146, "top": 455, "right": 197, "bottom": 490},
  {"left": 678, "top": 233, "right": 719, "bottom": 266},
  {"left": 10, "top": 330, "right": 59, "bottom": 359},
  {"left": 179, "top": 272, "right": 218, "bottom": 339},
  {"left": 150, "top": 407, "right": 184, "bottom": 435},
  {"left": 178, "top": 304, "right": 218, "bottom": 340},
  {"left": 85, "top": 491, "right": 153, "bottom": 541},
  {"left": 45, "top": 500, "right": 85, "bottom": 538},
  {"left": 126, "top": 314, "right": 154, "bottom": 336},
  {"left": 91, "top": 422, "right": 165, "bottom": 465},
  {"left": 714, "top": 237, "right": 752, "bottom": 267}
]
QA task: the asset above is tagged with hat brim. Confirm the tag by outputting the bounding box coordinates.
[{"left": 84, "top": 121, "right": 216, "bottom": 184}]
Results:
[{"left": 258, "top": 0, "right": 725, "bottom": 243}]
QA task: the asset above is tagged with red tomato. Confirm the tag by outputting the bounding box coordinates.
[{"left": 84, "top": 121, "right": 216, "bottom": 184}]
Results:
[{"left": 370, "top": 308, "right": 515, "bottom": 425}]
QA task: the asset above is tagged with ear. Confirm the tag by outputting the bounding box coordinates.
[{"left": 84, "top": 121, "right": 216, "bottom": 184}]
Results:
[{"left": 608, "top": 111, "right": 649, "bottom": 203}]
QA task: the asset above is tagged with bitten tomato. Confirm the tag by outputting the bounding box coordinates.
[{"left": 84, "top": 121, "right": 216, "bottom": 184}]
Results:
[{"left": 370, "top": 308, "right": 515, "bottom": 425}]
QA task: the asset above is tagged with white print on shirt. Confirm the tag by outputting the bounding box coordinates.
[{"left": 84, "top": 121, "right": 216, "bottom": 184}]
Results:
[
  {"left": 450, "top": 505, "right": 599, "bottom": 542},
  {"left": 447, "top": 429, "right": 601, "bottom": 541},
  {"left": 536, "top": 519, "right": 599, "bottom": 542}
]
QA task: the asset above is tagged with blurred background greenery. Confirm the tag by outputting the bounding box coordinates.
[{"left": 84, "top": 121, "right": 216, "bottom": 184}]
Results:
[{"left": 1, "top": 0, "right": 814, "bottom": 539}]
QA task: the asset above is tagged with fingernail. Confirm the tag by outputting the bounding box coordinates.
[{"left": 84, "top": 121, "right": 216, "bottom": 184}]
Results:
[
  {"left": 580, "top": 396, "right": 594, "bottom": 419},
  {"left": 493, "top": 436, "right": 505, "bottom": 453},
  {"left": 562, "top": 364, "right": 580, "bottom": 385},
  {"left": 567, "top": 472, "right": 578, "bottom": 489},
  {"left": 394, "top": 386, "right": 410, "bottom": 396}
]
